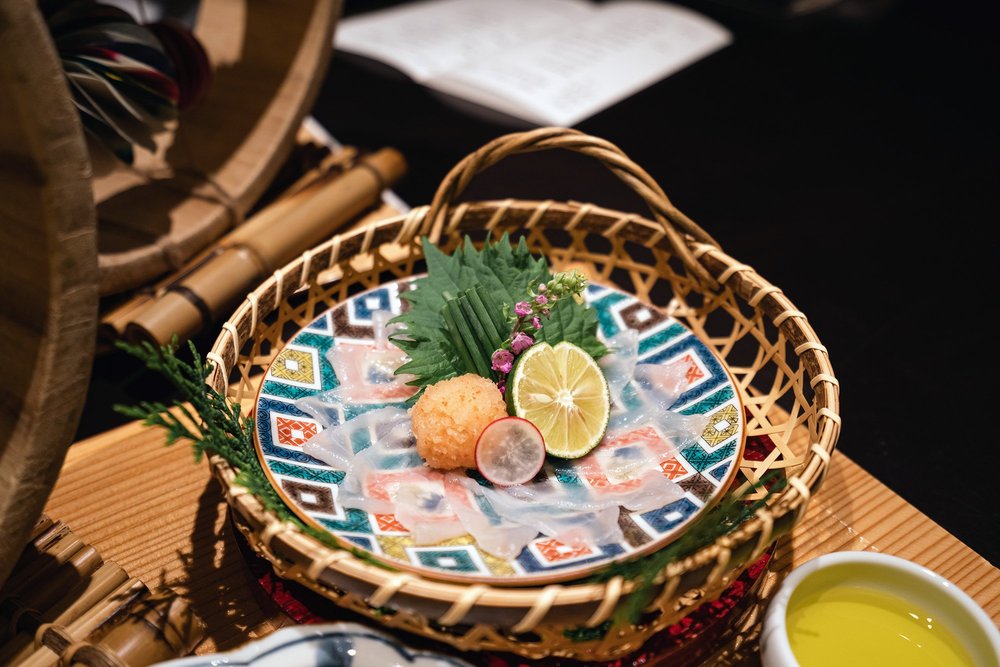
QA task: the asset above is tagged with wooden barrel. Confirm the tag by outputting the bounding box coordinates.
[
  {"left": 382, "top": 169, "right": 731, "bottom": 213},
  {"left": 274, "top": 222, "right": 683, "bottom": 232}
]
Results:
[
  {"left": 0, "top": 0, "right": 338, "bottom": 588},
  {"left": 0, "top": 1, "right": 99, "bottom": 588},
  {"left": 94, "top": 0, "right": 341, "bottom": 295}
]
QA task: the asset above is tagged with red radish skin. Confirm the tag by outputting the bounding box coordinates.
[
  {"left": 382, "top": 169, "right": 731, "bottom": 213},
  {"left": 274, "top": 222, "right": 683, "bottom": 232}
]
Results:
[{"left": 475, "top": 417, "right": 546, "bottom": 486}]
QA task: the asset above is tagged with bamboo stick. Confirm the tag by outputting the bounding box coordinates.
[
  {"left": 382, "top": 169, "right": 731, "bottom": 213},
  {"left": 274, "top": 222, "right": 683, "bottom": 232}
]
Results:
[
  {"left": 98, "top": 147, "right": 358, "bottom": 343},
  {"left": 5, "top": 545, "right": 103, "bottom": 635},
  {"left": 27, "top": 516, "right": 55, "bottom": 543},
  {"left": 0, "top": 563, "right": 128, "bottom": 666},
  {"left": 123, "top": 147, "right": 406, "bottom": 346},
  {"left": 89, "top": 588, "right": 204, "bottom": 667},
  {"left": 15, "top": 578, "right": 146, "bottom": 667},
  {"left": 1, "top": 532, "right": 84, "bottom": 606},
  {"left": 5, "top": 523, "right": 68, "bottom": 582}
]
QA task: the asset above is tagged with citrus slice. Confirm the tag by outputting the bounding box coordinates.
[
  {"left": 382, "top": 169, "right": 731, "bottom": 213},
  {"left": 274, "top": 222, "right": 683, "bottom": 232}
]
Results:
[
  {"left": 508, "top": 341, "right": 610, "bottom": 459},
  {"left": 475, "top": 417, "right": 545, "bottom": 486}
]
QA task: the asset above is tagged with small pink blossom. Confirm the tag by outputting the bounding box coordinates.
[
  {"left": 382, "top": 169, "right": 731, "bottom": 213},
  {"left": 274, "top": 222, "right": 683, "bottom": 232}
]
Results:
[
  {"left": 535, "top": 294, "right": 548, "bottom": 305},
  {"left": 497, "top": 382, "right": 506, "bottom": 396},
  {"left": 531, "top": 316, "right": 542, "bottom": 329},
  {"left": 542, "top": 308, "right": 550, "bottom": 316},
  {"left": 511, "top": 332, "right": 534, "bottom": 354},
  {"left": 491, "top": 349, "right": 514, "bottom": 374},
  {"left": 514, "top": 301, "right": 532, "bottom": 317},
  {"left": 538, "top": 283, "right": 547, "bottom": 293}
]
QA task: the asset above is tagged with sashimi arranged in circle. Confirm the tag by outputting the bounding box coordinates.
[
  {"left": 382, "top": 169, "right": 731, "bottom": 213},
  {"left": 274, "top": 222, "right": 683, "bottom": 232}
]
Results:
[{"left": 254, "top": 279, "right": 745, "bottom": 585}]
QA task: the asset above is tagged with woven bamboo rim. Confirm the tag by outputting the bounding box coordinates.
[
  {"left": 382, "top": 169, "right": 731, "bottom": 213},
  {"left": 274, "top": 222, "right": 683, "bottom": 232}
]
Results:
[{"left": 205, "top": 128, "right": 841, "bottom": 660}]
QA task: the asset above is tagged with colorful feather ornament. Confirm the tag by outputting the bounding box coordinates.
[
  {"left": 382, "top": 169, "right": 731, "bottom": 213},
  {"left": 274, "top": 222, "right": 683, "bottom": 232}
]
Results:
[{"left": 42, "top": 0, "right": 212, "bottom": 164}]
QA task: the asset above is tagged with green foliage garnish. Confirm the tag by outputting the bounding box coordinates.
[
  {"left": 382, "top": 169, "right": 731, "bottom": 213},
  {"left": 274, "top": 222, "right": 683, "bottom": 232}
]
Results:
[
  {"left": 533, "top": 283, "right": 604, "bottom": 354},
  {"left": 391, "top": 234, "right": 607, "bottom": 392},
  {"left": 113, "top": 339, "right": 390, "bottom": 569},
  {"left": 594, "top": 473, "right": 785, "bottom": 625},
  {"left": 440, "top": 285, "right": 507, "bottom": 378}
]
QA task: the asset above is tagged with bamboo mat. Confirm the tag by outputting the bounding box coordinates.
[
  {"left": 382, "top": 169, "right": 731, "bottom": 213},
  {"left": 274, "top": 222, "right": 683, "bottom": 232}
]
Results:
[{"left": 43, "top": 419, "right": 999, "bottom": 663}]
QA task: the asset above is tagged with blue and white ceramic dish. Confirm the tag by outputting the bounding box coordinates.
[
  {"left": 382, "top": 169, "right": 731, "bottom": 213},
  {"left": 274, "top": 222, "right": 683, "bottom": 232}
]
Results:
[{"left": 155, "top": 623, "right": 472, "bottom": 667}]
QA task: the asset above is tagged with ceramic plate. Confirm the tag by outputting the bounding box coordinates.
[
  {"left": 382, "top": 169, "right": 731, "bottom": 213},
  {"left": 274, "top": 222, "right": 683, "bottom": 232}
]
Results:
[
  {"left": 254, "top": 280, "right": 745, "bottom": 585},
  {"left": 154, "top": 623, "right": 472, "bottom": 667}
]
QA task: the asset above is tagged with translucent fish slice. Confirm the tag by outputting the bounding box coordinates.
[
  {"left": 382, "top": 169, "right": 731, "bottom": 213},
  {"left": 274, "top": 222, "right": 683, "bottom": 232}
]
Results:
[
  {"left": 302, "top": 407, "right": 465, "bottom": 545},
  {"left": 600, "top": 328, "right": 639, "bottom": 407},
  {"left": 607, "top": 362, "right": 710, "bottom": 443}
]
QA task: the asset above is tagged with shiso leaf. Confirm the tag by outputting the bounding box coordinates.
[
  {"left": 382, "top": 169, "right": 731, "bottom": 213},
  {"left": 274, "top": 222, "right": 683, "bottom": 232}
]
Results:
[
  {"left": 534, "top": 290, "right": 606, "bottom": 360},
  {"left": 391, "top": 235, "right": 607, "bottom": 392}
]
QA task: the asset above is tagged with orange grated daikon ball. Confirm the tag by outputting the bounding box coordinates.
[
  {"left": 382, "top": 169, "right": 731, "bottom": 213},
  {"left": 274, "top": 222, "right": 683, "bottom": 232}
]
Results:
[{"left": 411, "top": 374, "right": 507, "bottom": 470}]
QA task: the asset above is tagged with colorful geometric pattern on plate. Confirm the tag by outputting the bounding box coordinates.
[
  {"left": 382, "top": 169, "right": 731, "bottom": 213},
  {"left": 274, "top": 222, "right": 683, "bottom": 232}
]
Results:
[{"left": 254, "top": 280, "right": 746, "bottom": 585}]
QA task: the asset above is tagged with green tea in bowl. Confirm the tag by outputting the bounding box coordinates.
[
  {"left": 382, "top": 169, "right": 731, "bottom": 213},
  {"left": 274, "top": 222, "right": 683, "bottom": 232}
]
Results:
[{"left": 761, "top": 552, "right": 999, "bottom": 667}]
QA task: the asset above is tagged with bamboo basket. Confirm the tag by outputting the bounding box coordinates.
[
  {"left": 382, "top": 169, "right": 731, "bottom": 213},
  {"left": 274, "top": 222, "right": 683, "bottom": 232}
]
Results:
[{"left": 204, "top": 128, "right": 842, "bottom": 661}]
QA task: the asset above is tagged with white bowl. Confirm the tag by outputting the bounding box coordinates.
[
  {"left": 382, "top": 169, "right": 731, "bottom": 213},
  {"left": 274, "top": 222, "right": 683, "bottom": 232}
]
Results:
[
  {"left": 153, "top": 622, "right": 472, "bottom": 667},
  {"left": 760, "top": 551, "right": 1000, "bottom": 667}
]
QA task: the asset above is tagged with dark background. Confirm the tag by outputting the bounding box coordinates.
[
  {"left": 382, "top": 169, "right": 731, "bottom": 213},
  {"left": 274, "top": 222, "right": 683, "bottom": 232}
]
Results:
[{"left": 79, "top": 0, "right": 998, "bottom": 564}]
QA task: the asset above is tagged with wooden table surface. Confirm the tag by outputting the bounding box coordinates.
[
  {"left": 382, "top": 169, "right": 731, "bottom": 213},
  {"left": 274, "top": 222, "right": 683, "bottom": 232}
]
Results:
[{"left": 42, "top": 416, "right": 999, "bottom": 664}]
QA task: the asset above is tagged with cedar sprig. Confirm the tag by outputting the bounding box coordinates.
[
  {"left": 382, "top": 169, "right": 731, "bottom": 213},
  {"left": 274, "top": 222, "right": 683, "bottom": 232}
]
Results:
[
  {"left": 592, "top": 472, "right": 785, "bottom": 625},
  {"left": 113, "top": 339, "right": 392, "bottom": 569},
  {"left": 114, "top": 339, "right": 254, "bottom": 466}
]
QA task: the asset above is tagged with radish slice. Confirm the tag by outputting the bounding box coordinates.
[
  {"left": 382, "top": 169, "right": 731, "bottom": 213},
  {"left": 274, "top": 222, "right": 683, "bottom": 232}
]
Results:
[{"left": 475, "top": 417, "right": 546, "bottom": 486}]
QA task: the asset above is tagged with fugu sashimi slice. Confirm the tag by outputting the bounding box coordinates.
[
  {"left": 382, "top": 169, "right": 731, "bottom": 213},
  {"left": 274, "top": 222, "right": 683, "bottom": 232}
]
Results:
[
  {"left": 296, "top": 349, "right": 414, "bottom": 428},
  {"left": 607, "top": 362, "right": 709, "bottom": 443},
  {"left": 443, "top": 475, "right": 539, "bottom": 559},
  {"left": 372, "top": 310, "right": 403, "bottom": 351},
  {"left": 301, "top": 406, "right": 410, "bottom": 470},
  {"left": 326, "top": 341, "right": 416, "bottom": 403},
  {"left": 600, "top": 328, "right": 639, "bottom": 407},
  {"left": 462, "top": 475, "right": 626, "bottom": 548},
  {"left": 317, "top": 310, "right": 415, "bottom": 406},
  {"left": 301, "top": 407, "right": 464, "bottom": 544},
  {"left": 389, "top": 473, "right": 467, "bottom": 544},
  {"left": 575, "top": 426, "right": 686, "bottom": 512}
]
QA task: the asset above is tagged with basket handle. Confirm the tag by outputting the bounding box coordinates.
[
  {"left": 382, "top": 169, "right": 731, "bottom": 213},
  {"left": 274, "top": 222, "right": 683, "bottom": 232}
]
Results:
[{"left": 421, "top": 127, "right": 721, "bottom": 290}]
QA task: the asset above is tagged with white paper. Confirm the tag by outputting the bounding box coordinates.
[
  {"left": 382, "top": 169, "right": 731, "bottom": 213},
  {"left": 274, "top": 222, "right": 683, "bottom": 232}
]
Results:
[
  {"left": 335, "top": 0, "right": 732, "bottom": 126},
  {"left": 335, "top": 0, "right": 592, "bottom": 82}
]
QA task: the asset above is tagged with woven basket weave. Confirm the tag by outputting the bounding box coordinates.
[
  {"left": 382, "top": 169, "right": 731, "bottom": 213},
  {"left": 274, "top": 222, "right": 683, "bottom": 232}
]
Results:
[{"left": 204, "top": 128, "right": 841, "bottom": 661}]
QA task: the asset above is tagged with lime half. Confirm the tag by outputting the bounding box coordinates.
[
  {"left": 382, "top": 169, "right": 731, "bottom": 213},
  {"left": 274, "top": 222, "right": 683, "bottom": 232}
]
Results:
[{"left": 508, "top": 341, "right": 610, "bottom": 459}]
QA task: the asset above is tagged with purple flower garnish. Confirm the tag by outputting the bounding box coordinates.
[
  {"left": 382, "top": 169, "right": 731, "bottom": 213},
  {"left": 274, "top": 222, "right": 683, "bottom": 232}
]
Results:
[
  {"left": 531, "top": 316, "right": 542, "bottom": 329},
  {"left": 535, "top": 294, "right": 548, "bottom": 305},
  {"left": 491, "top": 348, "right": 514, "bottom": 374},
  {"left": 514, "top": 301, "right": 532, "bottom": 317},
  {"left": 538, "top": 283, "right": 547, "bottom": 293},
  {"left": 511, "top": 332, "right": 534, "bottom": 354}
]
